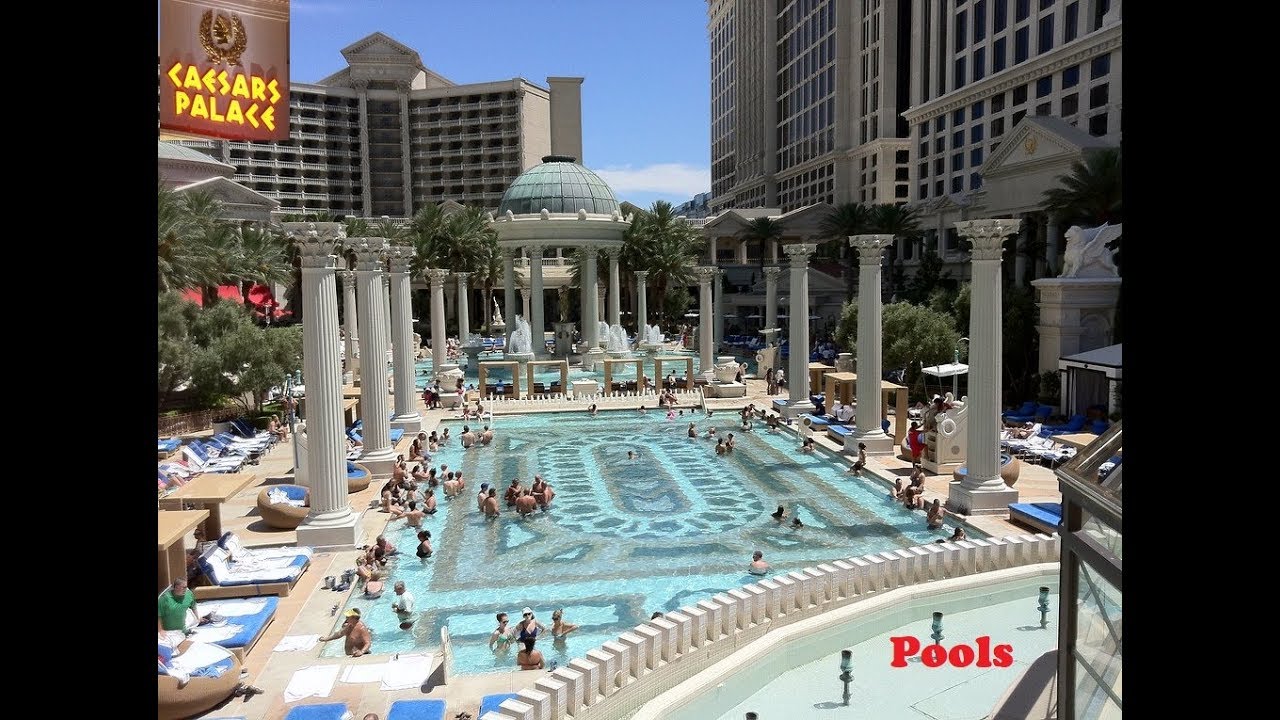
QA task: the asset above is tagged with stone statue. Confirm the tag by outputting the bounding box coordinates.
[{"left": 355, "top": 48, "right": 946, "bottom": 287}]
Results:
[
  {"left": 558, "top": 286, "right": 571, "bottom": 322},
  {"left": 1061, "top": 223, "right": 1122, "bottom": 278},
  {"left": 492, "top": 296, "right": 504, "bottom": 326}
]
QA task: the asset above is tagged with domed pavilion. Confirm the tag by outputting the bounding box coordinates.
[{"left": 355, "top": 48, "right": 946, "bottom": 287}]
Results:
[{"left": 489, "top": 155, "right": 630, "bottom": 357}]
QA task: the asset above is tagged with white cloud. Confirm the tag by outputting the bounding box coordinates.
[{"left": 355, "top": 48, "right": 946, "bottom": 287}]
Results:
[{"left": 595, "top": 163, "right": 710, "bottom": 199}]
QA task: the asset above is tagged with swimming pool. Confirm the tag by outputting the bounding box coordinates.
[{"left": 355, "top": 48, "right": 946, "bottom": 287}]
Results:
[{"left": 324, "top": 411, "right": 982, "bottom": 673}]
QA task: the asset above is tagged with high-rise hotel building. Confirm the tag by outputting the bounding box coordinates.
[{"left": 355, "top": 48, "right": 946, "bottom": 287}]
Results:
[
  {"left": 165, "top": 32, "right": 584, "bottom": 218},
  {"left": 708, "top": 0, "right": 913, "bottom": 214}
]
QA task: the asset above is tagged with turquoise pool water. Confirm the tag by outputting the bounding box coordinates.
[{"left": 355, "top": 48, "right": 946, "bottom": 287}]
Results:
[{"left": 323, "top": 412, "right": 982, "bottom": 672}]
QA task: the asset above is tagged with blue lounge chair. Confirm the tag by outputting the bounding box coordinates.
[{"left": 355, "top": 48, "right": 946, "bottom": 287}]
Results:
[
  {"left": 1090, "top": 419, "right": 1109, "bottom": 434},
  {"left": 826, "top": 424, "right": 855, "bottom": 444},
  {"left": 284, "top": 704, "right": 349, "bottom": 720},
  {"left": 230, "top": 418, "right": 277, "bottom": 445},
  {"left": 1008, "top": 502, "right": 1062, "bottom": 534},
  {"left": 158, "top": 438, "right": 182, "bottom": 453},
  {"left": 182, "top": 443, "right": 244, "bottom": 473},
  {"left": 1042, "top": 414, "right": 1087, "bottom": 436},
  {"left": 349, "top": 421, "right": 404, "bottom": 444},
  {"left": 480, "top": 694, "right": 519, "bottom": 716},
  {"left": 1002, "top": 401, "right": 1038, "bottom": 423},
  {"left": 386, "top": 699, "right": 447, "bottom": 720}
]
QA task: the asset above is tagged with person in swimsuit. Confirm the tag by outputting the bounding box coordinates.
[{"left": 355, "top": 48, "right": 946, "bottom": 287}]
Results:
[
  {"left": 771, "top": 505, "right": 786, "bottom": 522},
  {"left": 516, "top": 608, "right": 545, "bottom": 644},
  {"left": 550, "top": 608, "right": 579, "bottom": 637},
  {"left": 516, "top": 637, "right": 545, "bottom": 670},
  {"left": 749, "top": 550, "right": 769, "bottom": 575},
  {"left": 926, "top": 499, "right": 945, "bottom": 529},
  {"left": 489, "top": 612, "right": 515, "bottom": 651},
  {"left": 415, "top": 530, "right": 433, "bottom": 558},
  {"left": 688, "top": 422, "right": 698, "bottom": 439}
]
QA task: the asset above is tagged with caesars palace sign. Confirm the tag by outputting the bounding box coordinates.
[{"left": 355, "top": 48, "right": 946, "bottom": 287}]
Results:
[{"left": 160, "top": 0, "right": 291, "bottom": 142}]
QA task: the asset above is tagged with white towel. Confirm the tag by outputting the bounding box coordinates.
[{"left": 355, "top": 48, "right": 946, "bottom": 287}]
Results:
[
  {"left": 283, "top": 664, "right": 341, "bottom": 703},
  {"left": 340, "top": 662, "right": 390, "bottom": 684},
  {"left": 274, "top": 634, "right": 320, "bottom": 653},
  {"left": 199, "top": 598, "right": 269, "bottom": 617},
  {"left": 188, "top": 624, "right": 245, "bottom": 643},
  {"left": 171, "top": 643, "right": 232, "bottom": 673},
  {"left": 379, "top": 653, "right": 434, "bottom": 691}
]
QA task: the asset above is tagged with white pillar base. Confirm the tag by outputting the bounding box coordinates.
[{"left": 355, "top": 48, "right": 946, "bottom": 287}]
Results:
[
  {"left": 391, "top": 413, "right": 422, "bottom": 434},
  {"left": 946, "top": 481, "right": 1019, "bottom": 516},
  {"left": 848, "top": 431, "right": 895, "bottom": 456},
  {"left": 778, "top": 400, "right": 815, "bottom": 420},
  {"left": 296, "top": 511, "right": 362, "bottom": 550},
  {"left": 357, "top": 447, "right": 398, "bottom": 479}
]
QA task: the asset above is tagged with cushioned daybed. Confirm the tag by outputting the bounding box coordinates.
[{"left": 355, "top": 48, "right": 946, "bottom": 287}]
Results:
[
  {"left": 283, "top": 703, "right": 349, "bottom": 720},
  {"left": 480, "top": 693, "right": 519, "bottom": 716},
  {"left": 195, "top": 541, "right": 310, "bottom": 599},
  {"left": 257, "top": 485, "right": 311, "bottom": 530},
  {"left": 1008, "top": 502, "right": 1062, "bottom": 534},
  {"left": 347, "top": 461, "right": 371, "bottom": 493},
  {"left": 192, "top": 596, "right": 280, "bottom": 660},
  {"left": 158, "top": 641, "right": 242, "bottom": 720},
  {"left": 386, "top": 699, "right": 447, "bottom": 720},
  {"left": 826, "top": 424, "right": 855, "bottom": 444}
]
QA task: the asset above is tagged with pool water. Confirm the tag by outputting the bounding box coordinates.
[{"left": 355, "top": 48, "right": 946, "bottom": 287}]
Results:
[{"left": 324, "top": 412, "right": 981, "bottom": 672}]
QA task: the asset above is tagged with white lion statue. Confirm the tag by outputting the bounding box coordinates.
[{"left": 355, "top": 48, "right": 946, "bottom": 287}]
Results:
[{"left": 1061, "top": 223, "right": 1121, "bottom": 278}]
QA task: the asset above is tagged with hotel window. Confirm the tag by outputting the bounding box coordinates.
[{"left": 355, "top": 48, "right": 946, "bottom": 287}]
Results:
[
  {"left": 1040, "top": 0, "right": 1053, "bottom": 9},
  {"left": 974, "top": 0, "right": 987, "bottom": 42},
  {"left": 970, "top": 172, "right": 983, "bottom": 189},
  {"left": 935, "top": 180, "right": 944, "bottom": 196},
  {"left": 1016, "top": 0, "right": 1030, "bottom": 21},
  {"left": 1013, "top": 85, "right": 1027, "bottom": 105},
  {"left": 1090, "top": 83, "right": 1109, "bottom": 108},
  {"left": 953, "top": 130, "right": 964, "bottom": 148},
  {"left": 952, "top": 153, "right": 963, "bottom": 172},
  {"left": 1061, "top": 93, "right": 1078, "bottom": 115},
  {"left": 995, "top": 0, "right": 1008, "bottom": 31},
  {"left": 992, "top": 93, "right": 1006, "bottom": 112},
  {"left": 1065, "top": 2, "right": 1079, "bottom": 42},
  {"left": 993, "top": 38, "right": 1007, "bottom": 72},
  {"left": 951, "top": 176, "right": 963, "bottom": 193},
  {"left": 1038, "top": 15, "right": 1054, "bottom": 54},
  {"left": 971, "top": 147, "right": 983, "bottom": 165},
  {"left": 972, "top": 100, "right": 986, "bottom": 119},
  {"left": 919, "top": 162, "right": 930, "bottom": 179},
  {"left": 1015, "top": 27, "right": 1029, "bottom": 63},
  {"left": 1063, "top": 64, "right": 1080, "bottom": 88},
  {"left": 955, "top": 56, "right": 967, "bottom": 86},
  {"left": 971, "top": 124, "right": 984, "bottom": 143},
  {"left": 1089, "top": 113, "right": 1108, "bottom": 136},
  {"left": 920, "top": 183, "right": 929, "bottom": 198},
  {"left": 1036, "top": 77, "right": 1053, "bottom": 98},
  {"left": 973, "top": 48, "right": 987, "bottom": 81},
  {"left": 957, "top": 11, "right": 968, "bottom": 50},
  {"left": 1036, "top": 102, "right": 1051, "bottom": 115},
  {"left": 1091, "top": 53, "right": 1112, "bottom": 79}
]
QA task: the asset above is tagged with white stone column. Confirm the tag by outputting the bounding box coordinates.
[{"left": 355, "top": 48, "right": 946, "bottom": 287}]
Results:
[
  {"left": 582, "top": 246, "right": 600, "bottom": 350},
  {"left": 784, "top": 243, "right": 818, "bottom": 414},
  {"left": 1045, "top": 220, "right": 1061, "bottom": 276},
  {"left": 287, "top": 222, "right": 357, "bottom": 548},
  {"left": 426, "top": 268, "right": 449, "bottom": 377},
  {"left": 764, "top": 266, "right": 782, "bottom": 331},
  {"left": 607, "top": 251, "right": 621, "bottom": 328},
  {"left": 350, "top": 238, "right": 396, "bottom": 476},
  {"left": 707, "top": 237, "right": 717, "bottom": 263},
  {"left": 521, "top": 288, "right": 531, "bottom": 324},
  {"left": 529, "top": 244, "right": 546, "bottom": 357},
  {"left": 388, "top": 245, "right": 421, "bottom": 434},
  {"left": 713, "top": 267, "right": 724, "bottom": 350},
  {"left": 455, "top": 272, "right": 471, "bottom": 346},
  {"left": 634, "top": 271, "right": 648, "bottom": 335},
  {"left": 949, "top": 219, "right": 1022, "bottom": 515},
  {"left": 382, "top": 274, "right": 392, "bottom": 346},
  {"left": 340, "top": 270, "right": 360, "bottom": 385},
  {"left": 737, "top": 240, "right": 749, "bottom": 264},
  {"left": 695, "top": 266, "right": 717, "bottom": 373},
  {"left": 850, "top": 235, "right": 896, "bottom": 455},
  {"left": 1015, "top": 217, "right": 1031, "bottom": 287},
  {"left": 503, "top": 249, "right": 517, "bottom": 347}
]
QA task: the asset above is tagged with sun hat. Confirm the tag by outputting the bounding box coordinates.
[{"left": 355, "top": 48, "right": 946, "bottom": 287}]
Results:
[
  {"left": 344, "top": 608, "right": 361, "bottom": 618},
  {"left": 521, "top": 607, "right": 534, "bottom": 615}
]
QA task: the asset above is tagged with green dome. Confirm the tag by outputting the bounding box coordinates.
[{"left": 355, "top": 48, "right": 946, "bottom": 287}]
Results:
[{"left": 497, "top": 155, "right": 620, "bottom": 216}]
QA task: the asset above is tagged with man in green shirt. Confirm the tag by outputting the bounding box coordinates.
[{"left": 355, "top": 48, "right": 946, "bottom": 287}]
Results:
[{"left": 158, "top": 577, "right": 198, "bottom": 632}]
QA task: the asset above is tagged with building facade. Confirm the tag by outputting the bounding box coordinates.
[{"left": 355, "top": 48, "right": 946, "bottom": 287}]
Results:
[
  {"left": 707, "top": 0, "right": 913, "bottom": 214},
  {"left": 673, "top": 192, "right": 713, "bottom": 219},
  {"left": 901, "top": 0, "right": 1122, "bottom": 282},
  {"left": 165, "top": 32, "right": 584, "bottom": 218}
]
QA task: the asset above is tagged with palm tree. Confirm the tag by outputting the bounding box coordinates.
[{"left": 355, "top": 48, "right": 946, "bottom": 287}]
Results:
[
  {"left": 742, "top": 217, "right": 783, "bottom": 275},
  {"left": 868, "top": 204, "right": 922, "bottom": 303},
  {"left": 406, "top": 203, "right": 448, "bottom": 276},
  {"left": 235, "top": 221, "right": 294, "bottom": 306},
  {"left": 818, "top": 203, "right": 873, "bottom": 301},
  {"left": 628, "top": 201, "right": 705, "bottom": 327},
  {"left": 1042, "top": 147, "right": 1122, "bottom": 226}
]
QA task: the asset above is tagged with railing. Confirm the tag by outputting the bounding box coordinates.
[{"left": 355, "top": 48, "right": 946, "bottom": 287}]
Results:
[
  {"left": 480, "top": 533, "right": 1062, "bottom": 720},
  {"left": 480, "top": 388, "right": 702, "bottom": 409},
  {"left": 157, "top": 409, "right": 220, "bottom": 437}
]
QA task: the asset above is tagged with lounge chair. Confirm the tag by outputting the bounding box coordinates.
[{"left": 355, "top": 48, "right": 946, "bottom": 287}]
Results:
[
  {"left": 188, "top": 595, "right": 280, "bottom": 660},
  {"left": 214, "top": 431, "right": 272, "bottom": 452},
  {"left": 479, "top": 693, "right": 519, "bottom": 716},
  {"left": 1008, "top": 502, "right": 1062, "bottom": 534},
  {"left": 283, "top": 704, "right": 349, "bottom": 720},
  {"left": 216, "top": 530, "right": 314, "bottom": 562},
  {"left": 1041, "top": 414, "right": 1087, "bottom": 436},
  {"left": 1002, "top": 401, "right": 1037, "bottom": 423},
  {"left": 256, "top": 485, "right": 310, "bottom": 530},
  {"left": 195, "top": 541, "right": 310, "bottom": 599},
  {"left": 158, "top": 437, "right": 182, "bottom": 454},
  {"left": 230, "top": 417, "right": 277, "bottom": 445},
  {"left": 181, "top": 444, "right": 244, "bottom": 473},
  {"left": 826, "top": 424, "right": 856, "bottom": 445},
  {"left": 386, "top": 699, "right": 447, "bottom": 720},
  {"left": 158, "top": 641, "right": 242, "bottom": 720},
  {"left": 348, "top": 421, "right": 404, "bottom": 445}
]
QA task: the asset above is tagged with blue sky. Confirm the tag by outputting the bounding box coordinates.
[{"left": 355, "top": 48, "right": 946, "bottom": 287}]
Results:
[{"left": 281, "top": 0, "right": 711, "bottom": 208}]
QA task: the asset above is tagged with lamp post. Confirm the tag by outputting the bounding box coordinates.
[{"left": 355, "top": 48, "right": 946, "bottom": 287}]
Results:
[
  {"left": 285, "top": 370, "right": 301, "bottom": 474},
  {"left": 1038, "top": 586, "right": 1051, "bottom": 628},
  {"left": 931, "top": 612, "right": 944, "bottom": 644},
  {"left": 954, "top": 337, "right": 969, "bottom": 398},
  {"left": 838, "top": 649, "right": 854, "bottom": 706}
]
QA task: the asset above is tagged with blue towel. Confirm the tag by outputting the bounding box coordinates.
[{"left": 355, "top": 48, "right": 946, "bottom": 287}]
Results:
[
  {"left": 386, "top": 699, "right": 447, "bottom": 720},
  {"left": 480, "top": 693, "right": 518, "bottom": 715},
  {"left": 283, "top": 703, "right": 349, "bottom": 720}
]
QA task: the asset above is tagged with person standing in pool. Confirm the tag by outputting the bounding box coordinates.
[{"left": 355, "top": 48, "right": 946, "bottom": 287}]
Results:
[
  {"left": 415, "top": 530, "right": 433, "bottom": 559},
  {"left": 531, "top": 475, "right": 555, "bottom": 509},
  {"left": 749, "top": 550, "right": 770, "bottom": 575},
  {"left": 516, "top": 608, "right": 546, "bottom": 643},
  {"left": 504, "top": 478, "right": 523, "bottom": 507},
  {"left": 688, "top": 422, "right": 698, "bottom": 439},
  {"left": 849, "top": 443, "right": 868, "bottom": 473},
  {"left": 515, "top": 489, "right": 538, "bottom": 518},
  {"left": 477, "top": 482, "right": 491, "bottom": 512},
  {"left": 489, "top": 612, "right": 516, "bottom": 651},
  {"left": 483, "top": 488, "right": 501, "bottom": 519},
  {"left": 551, "top": 609, "right": 579, "bottom": 637},
  {"left": 391, "top": 581, "right": 416, "bottom": 630},
  {"left": 770, "top": 505, "right": 787, "bottom": 522}
]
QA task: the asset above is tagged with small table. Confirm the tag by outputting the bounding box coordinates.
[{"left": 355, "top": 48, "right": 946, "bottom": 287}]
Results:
[
  {"left": 158, "top": 472, "right": 257, "bottom": 541},
  {"left": 1053, "top": 433, "right": 1102, "bottom": 451},
  {"left": 342, "top": 398, "right": 359, "bottom": 427},
  {"left": 158, "top": 509, "right": 208, "bottom": 593}
]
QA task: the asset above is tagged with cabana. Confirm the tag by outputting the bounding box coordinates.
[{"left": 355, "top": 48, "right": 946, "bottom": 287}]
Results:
[
  {"left": 1058, "top": 343, "right": 1122, "bottom": 416},
  {"left": 478, "top": 360, "right": 522, "bottom": 398},
  {"left": 653, "top": 355, "right": 695, "bottom": 389},
  {"left": 526, "top": 358, "right": 569, "bottom": 395},
  {"left": 602, "top": 357, "right": 644, "bottom": 392},
  {"left": 158, "top": 509, "right": 208, "bottom": 593},
  {"left": 817, "top": 372, "right": 910, "bottom": 447}
]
